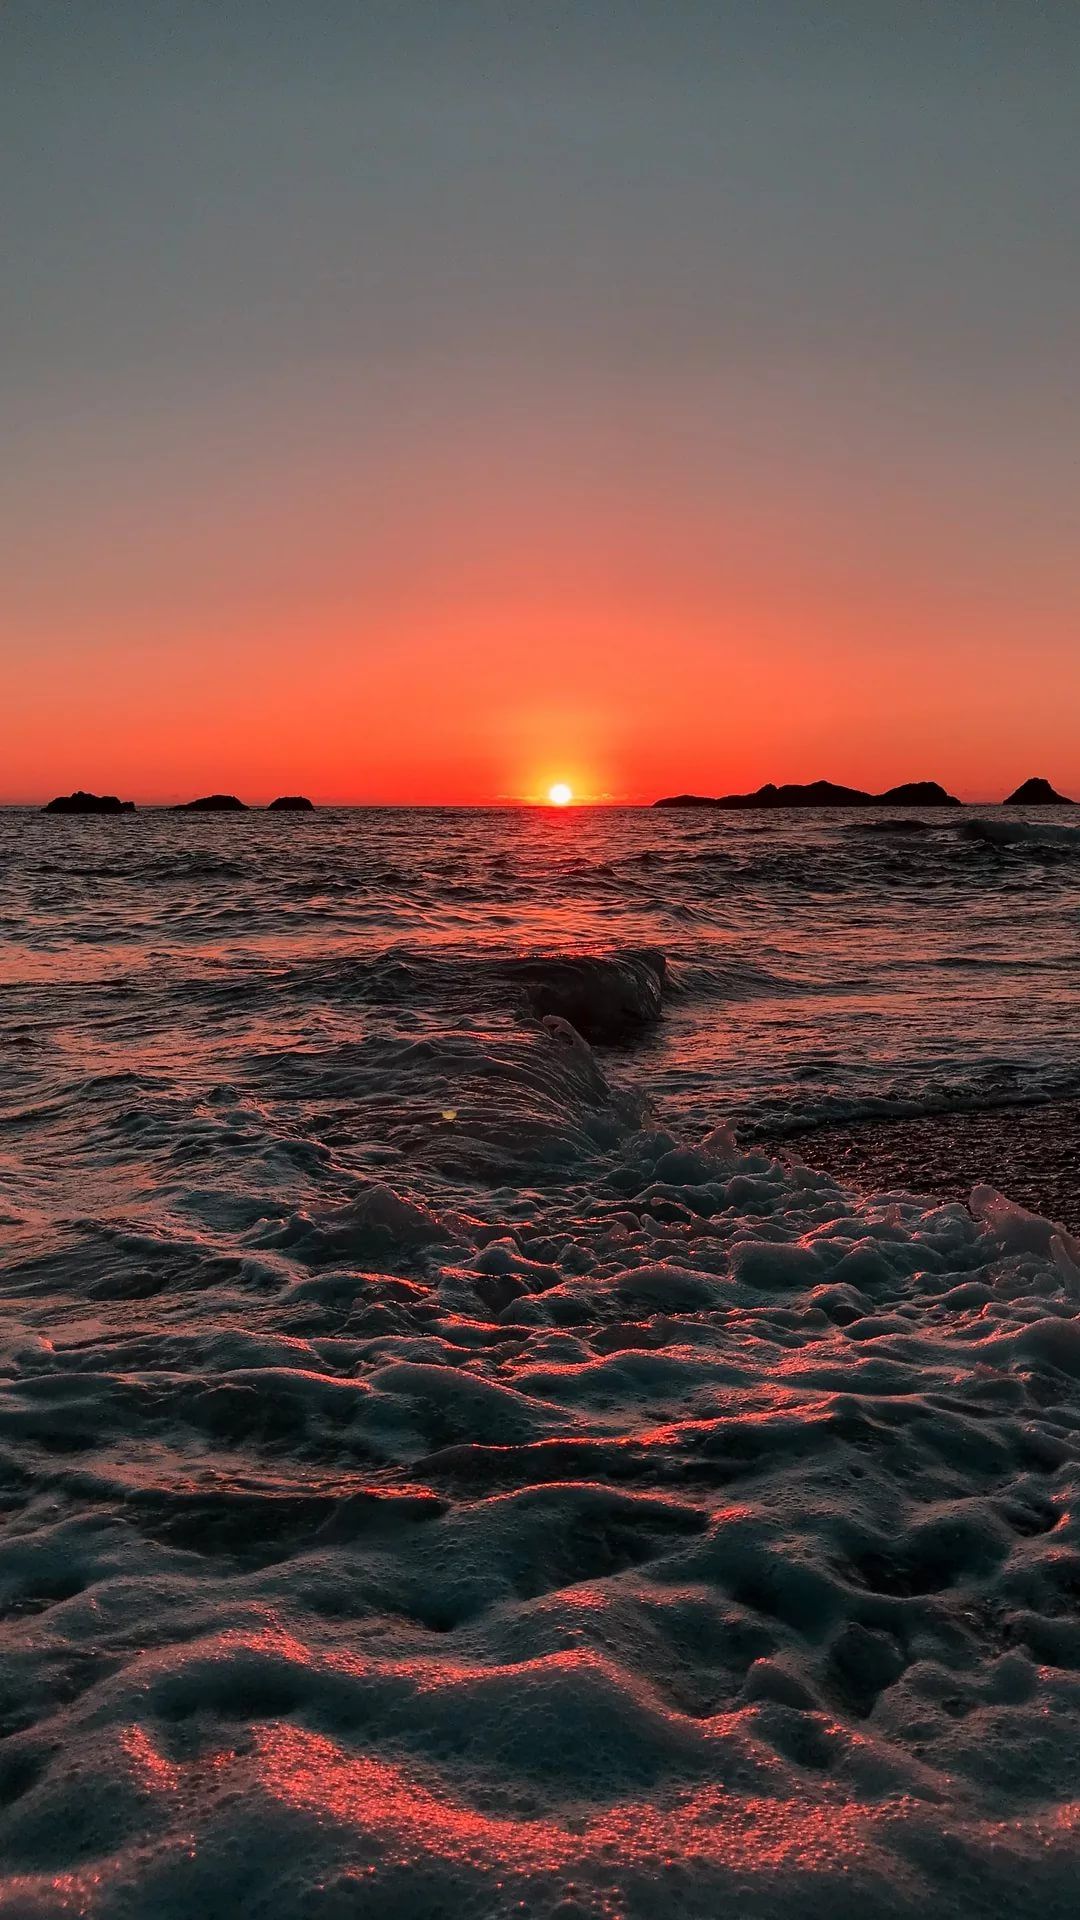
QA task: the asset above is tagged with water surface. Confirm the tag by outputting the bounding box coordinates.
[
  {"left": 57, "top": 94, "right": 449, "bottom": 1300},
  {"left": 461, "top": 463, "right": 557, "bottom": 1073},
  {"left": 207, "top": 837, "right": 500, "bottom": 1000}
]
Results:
[{"left": 2, "top": 805, "right": 1079, "bottom": 1917}]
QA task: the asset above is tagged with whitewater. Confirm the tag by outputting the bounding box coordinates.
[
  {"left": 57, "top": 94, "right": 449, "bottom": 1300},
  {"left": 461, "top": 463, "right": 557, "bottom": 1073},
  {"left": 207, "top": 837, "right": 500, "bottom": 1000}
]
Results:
[{"left": 2, "top": 802, "right": 1080, "bottom": 1917}]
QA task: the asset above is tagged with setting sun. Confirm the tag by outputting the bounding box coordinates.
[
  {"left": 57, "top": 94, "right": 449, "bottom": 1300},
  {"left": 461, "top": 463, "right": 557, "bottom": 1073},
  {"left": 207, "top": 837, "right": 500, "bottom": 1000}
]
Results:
[{"left": 547, "top": 783, "right": 573, "bottom": 807}]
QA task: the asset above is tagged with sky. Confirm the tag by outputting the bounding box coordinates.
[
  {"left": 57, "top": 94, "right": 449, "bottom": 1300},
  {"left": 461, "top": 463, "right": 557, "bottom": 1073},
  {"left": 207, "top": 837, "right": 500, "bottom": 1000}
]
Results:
[{"left": 2, "top": 0, "right": 1078, "bottom": 804}]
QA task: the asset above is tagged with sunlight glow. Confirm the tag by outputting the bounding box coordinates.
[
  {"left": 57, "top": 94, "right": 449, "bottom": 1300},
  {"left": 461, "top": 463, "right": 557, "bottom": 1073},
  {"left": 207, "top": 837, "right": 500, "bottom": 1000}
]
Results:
[{"left": 548, "top": 783, "right": 573, "bottom": 807}]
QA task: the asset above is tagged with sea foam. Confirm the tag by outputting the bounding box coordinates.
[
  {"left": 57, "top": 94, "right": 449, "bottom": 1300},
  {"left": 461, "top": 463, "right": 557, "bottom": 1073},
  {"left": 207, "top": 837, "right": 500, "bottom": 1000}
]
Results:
[{"left": 3, "top": 1104, "right": 1080, "bottom": 1917}]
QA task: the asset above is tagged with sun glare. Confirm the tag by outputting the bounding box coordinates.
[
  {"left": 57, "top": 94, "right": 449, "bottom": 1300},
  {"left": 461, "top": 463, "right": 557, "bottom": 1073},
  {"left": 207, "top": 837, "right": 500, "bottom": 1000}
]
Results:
[{"left": 548, "top": 783, "right": 573, "bottom": 807}]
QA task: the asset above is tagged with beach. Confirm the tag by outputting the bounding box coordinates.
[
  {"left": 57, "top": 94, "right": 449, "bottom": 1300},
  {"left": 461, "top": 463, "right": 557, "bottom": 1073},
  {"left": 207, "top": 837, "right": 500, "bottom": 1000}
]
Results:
[{"left": 766, "top": 1102, "right": 1080, "bottom": 1234}]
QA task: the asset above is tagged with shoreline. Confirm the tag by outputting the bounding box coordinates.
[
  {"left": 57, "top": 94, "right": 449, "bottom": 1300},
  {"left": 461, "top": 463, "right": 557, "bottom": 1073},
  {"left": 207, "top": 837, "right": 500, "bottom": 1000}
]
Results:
[{"left": 761, "top": 1099, "right": 1080, "bottom": 1232}]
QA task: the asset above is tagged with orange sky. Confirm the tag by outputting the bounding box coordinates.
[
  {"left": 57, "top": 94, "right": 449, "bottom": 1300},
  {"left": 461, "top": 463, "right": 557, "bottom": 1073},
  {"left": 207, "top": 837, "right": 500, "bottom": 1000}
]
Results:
[
  {"left": 3, "top": 5, "right": 1078, "bottom": 805},
  {"left": 4, "top": 363, "right": 1077, "bottom": 805}
]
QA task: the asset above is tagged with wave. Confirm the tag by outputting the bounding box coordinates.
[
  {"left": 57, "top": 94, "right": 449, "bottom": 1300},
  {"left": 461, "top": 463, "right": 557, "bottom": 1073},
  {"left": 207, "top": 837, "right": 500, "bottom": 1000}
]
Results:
[
  {"left": 961, "top": 817, "right": 1080, "bottom": 852},
  {"left": 176, "top": 945, "right": 675, "bottom": 1044},
  {"left": 738, "top": 1068, "right": 1080, "bottom": 1139},
  {"left": 844, "top": 817, "right": 935, "bottom": 836},
  {"left": 502, "top": 948, "right": 667, "bottom": 1043}
]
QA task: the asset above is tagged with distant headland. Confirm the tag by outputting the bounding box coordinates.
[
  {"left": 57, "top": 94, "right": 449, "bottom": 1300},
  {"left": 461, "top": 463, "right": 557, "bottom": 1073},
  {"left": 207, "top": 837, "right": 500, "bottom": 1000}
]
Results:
[
  {"left": 654, "top": 780, "right": 961, "bottom": 809},
  {"left": 654, "top": 776, "right": 1076, "bottom": 809}
]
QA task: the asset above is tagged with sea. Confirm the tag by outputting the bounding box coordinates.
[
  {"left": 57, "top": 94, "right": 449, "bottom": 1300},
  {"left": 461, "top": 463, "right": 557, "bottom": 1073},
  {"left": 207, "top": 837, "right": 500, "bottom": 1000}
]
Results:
[{"left": 2, "top": 802, "right": 1080, "bottom": 1918}]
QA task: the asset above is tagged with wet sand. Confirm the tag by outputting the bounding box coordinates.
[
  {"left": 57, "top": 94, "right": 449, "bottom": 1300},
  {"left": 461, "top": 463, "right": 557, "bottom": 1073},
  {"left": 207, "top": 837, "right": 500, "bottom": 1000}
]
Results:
[{"left": 764, "top": 1100, "right": 1080, "bottom": 1233}]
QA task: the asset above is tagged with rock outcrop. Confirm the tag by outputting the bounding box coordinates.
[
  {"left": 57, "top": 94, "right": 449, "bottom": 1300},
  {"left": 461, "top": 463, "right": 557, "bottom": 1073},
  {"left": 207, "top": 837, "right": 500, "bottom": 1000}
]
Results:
[
  {"left": 651, "top": 794, "right": 718, "bottom": 808},
  {"left": 43, "top": 791, "right": 135, "bottom": 814},
  {"left": 268, "top": 795, "right": 315, "bottom": 811},
  {"left": 1003, "top": 777, "right": 1073, "bottom": 805},
  {"left": 655, "top": 779, "right": 961, "bottom": 809},
  {"left": 175, "top": 795, "right": 248, "bottom": 811},
  {"left": 876, "top": 782, "right": 961, "bottom": 807}
]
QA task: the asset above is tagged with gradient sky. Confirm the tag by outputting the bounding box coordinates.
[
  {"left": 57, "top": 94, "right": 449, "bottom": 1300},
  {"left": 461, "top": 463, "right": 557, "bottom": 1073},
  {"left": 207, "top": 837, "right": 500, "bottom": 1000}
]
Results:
[{"left": 3, "top": 1, "right": 1078, "bottom": 803}]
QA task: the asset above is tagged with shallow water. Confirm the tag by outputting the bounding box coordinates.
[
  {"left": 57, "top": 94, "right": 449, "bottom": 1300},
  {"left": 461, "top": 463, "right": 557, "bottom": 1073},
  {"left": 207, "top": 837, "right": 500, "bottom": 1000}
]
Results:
[{"left": 2, "top": 805, "right": 1080, "bottom": 1916}]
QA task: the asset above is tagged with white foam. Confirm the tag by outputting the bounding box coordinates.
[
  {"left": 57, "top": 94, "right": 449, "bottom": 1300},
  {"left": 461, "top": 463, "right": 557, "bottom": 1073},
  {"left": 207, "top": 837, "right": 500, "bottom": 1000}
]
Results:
[{"left": 3, "top": 1121, "right": 1080, "bottom": 1916}]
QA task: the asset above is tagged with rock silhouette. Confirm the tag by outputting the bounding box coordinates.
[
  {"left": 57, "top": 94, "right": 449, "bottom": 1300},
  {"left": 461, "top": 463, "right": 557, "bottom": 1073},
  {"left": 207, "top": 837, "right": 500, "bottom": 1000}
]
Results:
[
  {"left": 175, "top": 795, "right": 248, "bottom": 811},
  {"left": 877, "top": 781, "right": 961, "bottom": 807},
  {"left": 655, "top": 779, "right": 961, "bottom": 809},
  {"left": 1003, "top": 777, "right": 1073, "bottom": 805},
  {"left": 268, "top": 795, "right": 315, "bottom": 811},
  {"left": 43, "top": 791, "right": 135, "bottom": 814}
]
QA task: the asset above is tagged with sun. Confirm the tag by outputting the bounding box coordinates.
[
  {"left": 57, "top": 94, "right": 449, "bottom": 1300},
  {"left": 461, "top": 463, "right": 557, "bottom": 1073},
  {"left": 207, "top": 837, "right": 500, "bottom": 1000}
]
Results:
[{"left": 547, "top": 782, "right": 573, "bottom": 807}]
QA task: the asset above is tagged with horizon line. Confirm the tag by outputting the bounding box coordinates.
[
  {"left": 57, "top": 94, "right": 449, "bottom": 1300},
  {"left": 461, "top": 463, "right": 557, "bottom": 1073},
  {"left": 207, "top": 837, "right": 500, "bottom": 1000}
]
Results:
[
  {"left": 4, "top": 795, "right": 1064, "bottom": 812},
  {"left": 6, "top": 775, "right": 1074, "bottom": 811}
]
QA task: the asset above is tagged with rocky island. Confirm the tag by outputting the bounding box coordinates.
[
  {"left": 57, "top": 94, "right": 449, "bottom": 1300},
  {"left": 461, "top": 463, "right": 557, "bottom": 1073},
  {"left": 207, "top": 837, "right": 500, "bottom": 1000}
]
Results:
[
  {"left": 654, "top": 779, "right": 961, "bottom": 809},
  {"left": 1003, "top": 777, "right": 1073, "bottom": 805},
  {"left": 175, "top": 794, "right": 249, "bottom": 811},
  {"left": 268, "top": 795, "right": 315, "bottom": 811},
  {"left": 43, "top": 791, "right": 136, "bottom": 814}
]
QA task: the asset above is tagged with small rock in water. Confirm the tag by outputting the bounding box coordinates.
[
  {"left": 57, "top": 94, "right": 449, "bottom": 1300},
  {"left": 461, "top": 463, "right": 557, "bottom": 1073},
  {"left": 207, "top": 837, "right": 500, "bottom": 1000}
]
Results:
[
  {"left": 1003, "top": 776, "right": 1073, "bottom": 805},
  {"left": 43, "top": 790, "right": 136, "bottom": 813},
  {"left": 176, "top": 793, "right": 249, "bottom": 811}
]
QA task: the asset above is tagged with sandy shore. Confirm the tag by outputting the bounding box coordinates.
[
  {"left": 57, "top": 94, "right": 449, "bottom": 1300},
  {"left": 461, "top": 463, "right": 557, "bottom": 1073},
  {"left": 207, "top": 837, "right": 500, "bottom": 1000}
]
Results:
[{"left": 762, "top": 1100, "right": 1080, "bottom": 1233}]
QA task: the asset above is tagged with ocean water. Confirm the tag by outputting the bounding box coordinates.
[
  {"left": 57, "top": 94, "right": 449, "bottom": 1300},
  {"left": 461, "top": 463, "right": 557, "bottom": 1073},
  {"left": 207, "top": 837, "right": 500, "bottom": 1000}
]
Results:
[{"left": 2, "top": 803, "right": 1080, "bottom": 1917}]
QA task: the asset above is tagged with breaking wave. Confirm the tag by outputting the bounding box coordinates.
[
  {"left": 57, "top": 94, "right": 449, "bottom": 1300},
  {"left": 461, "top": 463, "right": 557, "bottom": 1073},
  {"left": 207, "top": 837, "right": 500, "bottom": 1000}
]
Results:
[{"left": 962, "top": 817, "right": 1080, "bottom": 853}]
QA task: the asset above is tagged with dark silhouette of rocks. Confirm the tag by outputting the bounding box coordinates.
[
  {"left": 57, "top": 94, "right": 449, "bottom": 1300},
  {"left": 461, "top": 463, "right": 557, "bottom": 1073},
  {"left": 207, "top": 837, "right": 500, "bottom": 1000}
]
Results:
[
  {"left": 655, "top": 779, "right": 961, "bottom": 809},
  {"left": 43, "top": 791, "right": 135, "bottom": 814},
  {"left": 652, "top": 794, "right": 719, "bottom": 808},
  {"left": 268, "top": 795, "right": 315, "bottom": 811},
  {"left": 724, "top": 780, "right": 873, "bottom": 808},
  {"left": 175, "top": 795, "right": 248, "bottom": 811},
  {"left": 1003, "top": 777, "right": 1073, "bottom": 805},
  {"left": 877, "top": 782, "right": 960, "bottom": 807}
]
